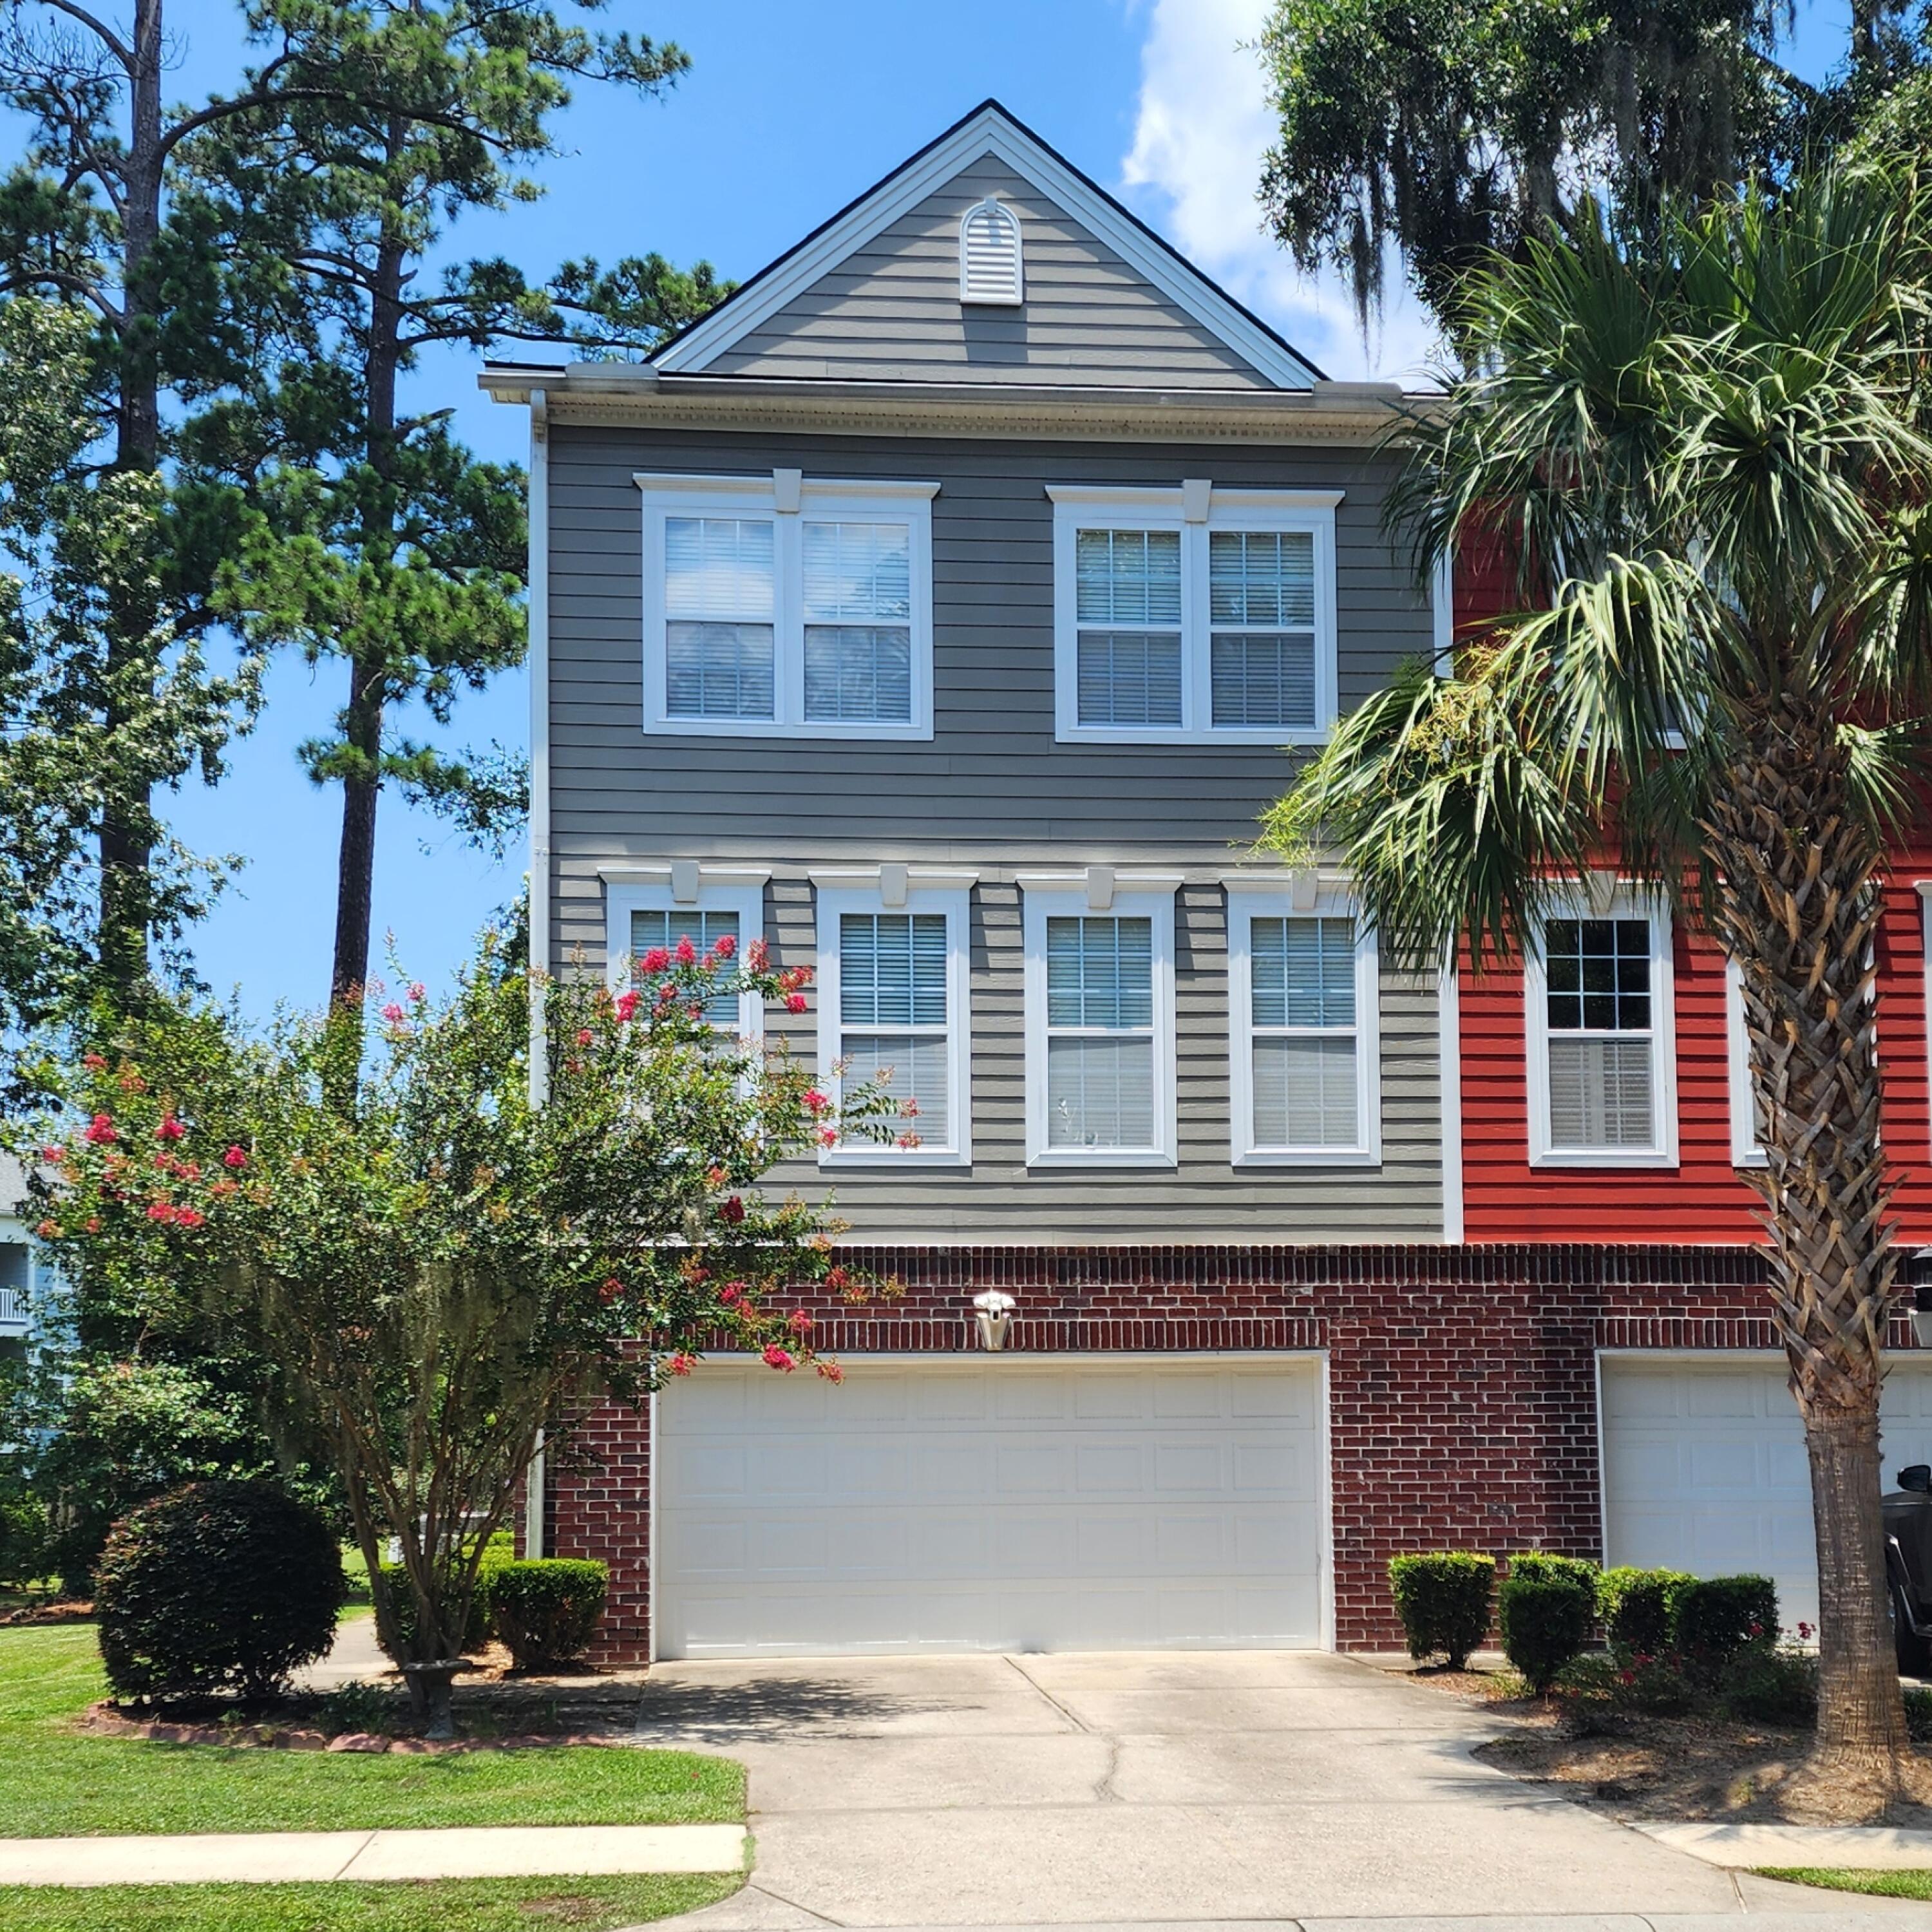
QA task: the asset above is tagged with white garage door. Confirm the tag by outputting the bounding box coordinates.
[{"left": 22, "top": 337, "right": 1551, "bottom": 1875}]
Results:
[
  {"left": 1600, "top": 1356, "right": 1932, "bottom": 1635},
  {"left": 654, "top": 1355, "right": 1325, "bottom": 1660}
]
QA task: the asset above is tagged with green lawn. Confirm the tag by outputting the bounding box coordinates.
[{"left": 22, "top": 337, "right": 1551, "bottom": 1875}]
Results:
[
  {"left": 1756, "top": 1868, "right": 1932, "bottom": 1898},
  {"left": 0, "top": 1626, "right": 744, "bottom": 1837},
  {"left": 0, "top": 1876, "right": 740, "bottom": 1931}
]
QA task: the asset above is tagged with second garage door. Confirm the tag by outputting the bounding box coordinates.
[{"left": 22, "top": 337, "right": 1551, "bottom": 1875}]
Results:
[
  {"left": 1600, "top": 1354, "right": 1932, "bottom": 1634},
  {"left": 654, "top": 1355, "right": 1325, "bottom": 1660}
]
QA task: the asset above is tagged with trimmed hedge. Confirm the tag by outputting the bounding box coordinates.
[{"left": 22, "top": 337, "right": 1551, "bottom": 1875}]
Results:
[
  {"left": 1597, "top": 1566, "right": 1693, "bottom": 1658},
  {"left": 1388, "top": 1552, "right": 1495, "bottom": 1669},
  {"left": 1499, "top": 1571, "right": 1595, "bottom": 1692},
  {"left": 1674, "top": 1574, "right": 1779, "bottom": 1669},
  {"left": 374, "top": 1531, "right": 513, "bottom": 1662},
  {"left": 1506, "top": 1553, "right": 1598, "bottom": 1590},
  {"left": 489, "top": 1558, "right": 609, "bottom": 1669},
  {"left": 95, "top": 1481, "right": 344, "bottom": 1701}
]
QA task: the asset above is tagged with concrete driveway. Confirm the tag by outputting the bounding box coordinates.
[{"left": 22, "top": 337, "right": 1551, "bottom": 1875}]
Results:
[{"left": 633, "top": 1649, "right": 1932, "bottom": 1929}]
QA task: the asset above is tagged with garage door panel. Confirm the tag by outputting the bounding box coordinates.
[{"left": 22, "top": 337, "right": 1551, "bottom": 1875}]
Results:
[{"left": 656, "top": 1358, "right": 1325, "bottom": 1658}]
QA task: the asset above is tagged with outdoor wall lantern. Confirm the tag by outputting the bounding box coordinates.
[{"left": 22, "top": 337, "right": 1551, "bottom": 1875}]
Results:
[
  {"left": 973, "top": 1289, "right": 1017, "bottom": 1352},
  {"left": 1908, "top": 1249, "right": 1932, "bottom": 1348}
]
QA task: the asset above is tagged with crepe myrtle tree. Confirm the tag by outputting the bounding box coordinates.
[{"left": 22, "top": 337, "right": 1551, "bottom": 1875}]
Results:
[
  {"left": 32, "top": 929, "right": 902, "bottom": 1730},
  {"left": 1264, "top": 156, "right": 1932, "bottom": 1801}
]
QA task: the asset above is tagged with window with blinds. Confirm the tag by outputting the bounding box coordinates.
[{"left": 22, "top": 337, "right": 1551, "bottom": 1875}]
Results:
[
  {"left": 1045, "top": 916, "right": 1155, "bottom": 1150},
  {"left": 630, "top": 907, "right": 741, "bottom": 1029},
  {"left": 1249, "top": 915, "right": 1359, "bottom": 1148},
  {"left": 664, "top": 517, "right": 775, "bottom": 719},
  {"left": 837, "top": 911, "right": 951, "bottom": 1146},
  {"left": 1543, "top": 917, "right": 1654, "bottom": 1149},
  {"left": 803, "top": 521, "right": 913, "bottom": 723},
  {"left": 1075, "top": 529, "right": 1182, "bottom": 726},
  {"left": 958, "top": 195, "right": 1023, "bottom": 305},
  {"left": 1209, "top": 531, "right": 1316, "bottom": 730}
]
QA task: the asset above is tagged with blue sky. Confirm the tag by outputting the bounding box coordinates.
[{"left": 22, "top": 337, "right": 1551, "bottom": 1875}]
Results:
[{"left": 146, "top": 0, "right": 1854, "bottom": 1018}]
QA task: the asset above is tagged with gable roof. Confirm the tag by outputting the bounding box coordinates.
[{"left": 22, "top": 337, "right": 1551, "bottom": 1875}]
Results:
[{"left": 652, "top": 100, "right": 1325, "bottom": 390}]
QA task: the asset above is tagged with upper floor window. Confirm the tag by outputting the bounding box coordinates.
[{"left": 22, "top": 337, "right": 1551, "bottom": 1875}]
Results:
[
  {"left": 1021, "top": 876, "right": 1178, "bottom": 1168},
  {"left": 638, "top": 470, "right": 937, "bottom": 741},
  {"left": 813, "top": 873, "right": 974, "bottom": 1166},
  {"left": 602, "top": 867, "right": 768, "bottom": 1043},
  {"left": 1048, "top": 483, "right": 1340, "bottom": 745},
  {"left": 1226, "top": 880, "right": 1381, "bottom": 1166},
  {"left": 1524, "top": 889, "right": 1678, "bottom": 1168},
  {"left": 959, "top": 195, "right": 1023, "bottom": 305},
  {"left": 1725, "top": 956, "right": 1768, "bottom": 1168}
]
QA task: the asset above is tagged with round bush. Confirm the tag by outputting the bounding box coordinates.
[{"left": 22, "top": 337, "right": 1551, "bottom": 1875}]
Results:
[
  {"left": 1499, "top": 1572, "right": 1594, "bottom": 1693},
  {"left": 1388, "top": 1553, "right": 1495, "bottom": 1669},
  {"left": 1598, "top": 1566, "right": 1692, "bottom": 1658},
  {"left": 1719, "top": 1646, "right": 1817, "bottom": 1726},
  {"left": 1672, "top": 1574, "right": 1779, "bottom": 1674},
  {"left": 489, "top": 1559, "right": 609, "bottom": 1669},
  {"left": 95, "top": 1481, "right": 345, "bottom": 1702}
]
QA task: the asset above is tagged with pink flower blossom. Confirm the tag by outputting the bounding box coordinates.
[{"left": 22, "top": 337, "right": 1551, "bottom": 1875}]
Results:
[
  {"left": 802, "top": 1088, "right": 829, "bottom": 1115},
  {"left": 674, "top": 934, "right": 698, "bottom": 965},
  {"left": 408, "top": 982, "right": 426, "bottom": 1003},
  {"left": 895, "top": 1131, "right": 923, "bottom": 1150},
  {"left": 898, "top": 1097, "right": 920, "bottom": 1118},
  {"left": 815, "top": 1360, "right": 845, "bottom": 1385},
  {"left": 786, "top": 992, "right": 808, "bottom": 1014},
  {"left": 815, "top": 1125, "right": 838, "bottom": 1148},
  {"left": 381, "top": 1003, "right": 406, "bottom": 1025},
  {"left": 84, "top": 1113, "right": 117, "bottom": 1146},
  {"left": 718, "top": 1282, "right": 744, "bottom": 1307},
  {"left": 746, "top": 937, "right": 769, "bottom": 970},
  {"left": 762, "top": 1344, "right": 797, "bottom": 1372},
  {"left": 146, "top": 1200, "right": 175, "bottom": 1223},
  {"left": 173, "top": 1208, "right": 205, "bottom": 1231},
  {"left": 614, "top": 990, "right": 640, "bottom": 1023},
  {"left": 223, "top": 1145, "right": 248, "bottom": 1170},
  {"left": 576, "top": 1028, "right": 593, "bottom": 1048},
  {"left": 711, "top": 933, "right": 737, "bottom": 960},
  {"left": 788, "top": 1308, "right": 813, "bottom": 1335},
  {"left": 668, "top": 1352, "right": 696, "bottom": 1377},
  {"left": 639, "top": 946, "right": 672, "bottom": 974},
  {"left": 156, "top": 1115, "right": 185, "bottom": 1142},
  {"left": 41, "top": 1144, "right": 63, "bottom": 1162},
  {"left": 82, "top": 1052, "right": 107, "bottom": 1071},
  {"left": 717, "top": 1195, "right": 746, "bottom": 1224}
]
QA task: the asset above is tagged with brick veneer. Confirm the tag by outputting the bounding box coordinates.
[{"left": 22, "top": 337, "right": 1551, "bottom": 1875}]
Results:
[{"left": 547, "top": 1242, "right": 1915, "bottom": 1665}]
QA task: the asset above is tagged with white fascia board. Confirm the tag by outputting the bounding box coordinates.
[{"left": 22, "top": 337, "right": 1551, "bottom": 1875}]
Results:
[
  {"left": 654, "top": 106, "right": 1320, "bottom": 390},
  {"left": 633, "top": 471, "right": 942, "bottom": 500},
  {"left": 1045, "top": 484, "right": 1345, "bottom": 511}
]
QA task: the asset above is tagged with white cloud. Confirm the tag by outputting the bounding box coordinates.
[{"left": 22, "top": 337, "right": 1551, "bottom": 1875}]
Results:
[{"left": 1117, "top": 0, "right": 1442, "bottom": 384}]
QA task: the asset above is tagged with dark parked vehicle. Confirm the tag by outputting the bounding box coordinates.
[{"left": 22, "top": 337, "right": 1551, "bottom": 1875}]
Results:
[{"left": 1884, "top": 1463, "right": 1932, "bottom": 1675}]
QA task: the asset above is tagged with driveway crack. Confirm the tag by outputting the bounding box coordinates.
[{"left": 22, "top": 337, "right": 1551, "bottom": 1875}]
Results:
[
  {"left": 744, "top": 1880, "right": 846, "bottom": 1926},
  {"left": 1093, "top": 1732, "right": 1123, "bottom": 1803},
  {"left": 1001, "top": 1654, "right": 1090, "bottom": 1733}
]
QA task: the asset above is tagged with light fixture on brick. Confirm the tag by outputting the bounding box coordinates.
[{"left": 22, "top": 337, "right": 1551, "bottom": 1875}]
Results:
[{"left": 972, "top": 1289, "right": 1016, "bottom": 1352}]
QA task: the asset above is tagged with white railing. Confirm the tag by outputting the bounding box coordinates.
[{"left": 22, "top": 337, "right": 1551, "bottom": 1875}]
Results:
[{"left": 0, "top": 1285, "right": 27, "bottom": 1334}]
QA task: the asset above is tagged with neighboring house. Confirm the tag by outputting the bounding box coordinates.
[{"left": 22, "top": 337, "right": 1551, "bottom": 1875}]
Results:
[
  {"left": 0, "top": 1157, "right": 40, "bottom": 1367},
  {"left": 485, "top": 100, "right": 1922, "bottom": 1663}
]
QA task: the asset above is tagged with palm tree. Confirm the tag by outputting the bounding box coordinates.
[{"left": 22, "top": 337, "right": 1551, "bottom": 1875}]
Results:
[{"left": 1267, "top": 156, "right": 1932, "bottom": 1800}]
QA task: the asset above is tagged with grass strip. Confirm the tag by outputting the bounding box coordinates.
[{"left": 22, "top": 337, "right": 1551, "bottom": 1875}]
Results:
[
  {"left": 0, "top": 1873, "right": 741, "bottom": 1930},
  {"left": 0, "top": 1627, "right": 744, "bottom": 1837},
  {"left": 1755, "top": 1868, "right": 1932, "bottom": 1899}
]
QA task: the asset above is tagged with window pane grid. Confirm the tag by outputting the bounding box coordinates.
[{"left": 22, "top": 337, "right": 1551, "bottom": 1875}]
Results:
[
  {"left": 1043, "top": 916, "right": 1155, "bottom": 1151},
  {"left": 629, "top": 909, "right": 741, "bottom": 1028},
  {"left": 1542, "top": 916, "right": 1657, "bottom": 1151},
  {"left": 836, "top": 911, "right": 951, "bottom": 1148},
  {"left": 1247, "top": 916, "right": 1360, "bottom": 1150},
  {"left": 1075, "top": 528, "right": 1180, "bottom": 625}
]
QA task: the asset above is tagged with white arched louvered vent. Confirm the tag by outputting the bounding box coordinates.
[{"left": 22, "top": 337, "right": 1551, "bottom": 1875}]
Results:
[{"left": 959, "top": 195, "right": 1023, "bottom": 305}]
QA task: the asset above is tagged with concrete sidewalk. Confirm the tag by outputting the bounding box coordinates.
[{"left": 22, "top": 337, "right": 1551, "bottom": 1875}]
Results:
[
  {"left": 1644, "top": 1821, "right": 1932, "bottom": 1870},
  {"left": 0, "top": 1822, "right": 748, "bottom": 1886}
]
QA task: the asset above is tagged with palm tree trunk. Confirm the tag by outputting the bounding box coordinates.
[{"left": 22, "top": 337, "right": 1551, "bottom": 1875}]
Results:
[{"left": 1704, "top": 689, "right": 1908, "bottom": 1795}]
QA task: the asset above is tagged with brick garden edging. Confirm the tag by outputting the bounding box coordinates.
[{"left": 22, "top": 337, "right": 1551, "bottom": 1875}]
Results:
[{"left": 547, "top": 1242, "right": 1882, "bottom": 1665}]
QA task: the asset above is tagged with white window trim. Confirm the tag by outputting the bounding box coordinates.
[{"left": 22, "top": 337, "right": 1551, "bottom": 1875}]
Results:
[
  {"left": 1224, "top": 876, "right": 1381, "bottom": 1168},
  {"left": 812, "top": 873, "right": 975, "bottom": 1169},
  {"left": 1020, "top": 873, "right": 1179, "bottom": 1170},
  {"left": 1524, "top": 884, "right": 1679, "bottom": 1169},
  {"left": 636, "top": 469, "right": 938, "bottom": 742},
  {"left": 1725, "top": 955, "right": 1768, "bottom": 1169},
  {"left": 1047, "top": 482, "right": 1342, "bottom": 747},
  {"left": 601, "top": 865, "right": 768, "bottom": 1046}
]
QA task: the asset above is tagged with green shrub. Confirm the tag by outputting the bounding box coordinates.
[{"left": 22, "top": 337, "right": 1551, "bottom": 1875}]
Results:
[
  {"left": 0, "top": 1492, "right": 48, "bottom": 1587},
  {"left": 1905, "top": 1685, "right": 1932, "bottom": 1743},
  {"left": 1598, "top": 1566, "right": 1693, "bottom": 1657},
  {"left": 95, "top": 1481, "right": 345, "bottom": 1701},
  {"left": 1613, "top": 1651, "right": 1696, "bottom": 1714},
  {"left": 373, "top": 1531, "right": 515, "bottom": 1661},
  {"left": 488, "top": 1559, "right": 609, "bottom": 1669},
  {"left": 1719, "top": 1647, "right": 1817, "bottom": 1726},
  {"left": 1499, "top": 1571, "right": 1595, "bottom": 1692},
  {"left": 1506, "top": 1551, "right": 1598, "bottom": 1589},
  {"left": 1388, "top": 1552, "right": 1495, "bottom": 1669},
  {"left": 1672, "top": 1574, "right": 1779, "bottom": 1670}
]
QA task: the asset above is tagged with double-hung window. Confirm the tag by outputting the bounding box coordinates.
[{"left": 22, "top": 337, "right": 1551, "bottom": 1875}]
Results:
[
  {"left": 1725, "top": 956, "right": 1768, "bottom": 1168},
  {"left": 1021, "top": 880, "right": 1177, "bottom": 1166},
  {"left": 1525, "top": 891, "right": 1677, "bottom": 1166},
  {"left": 639, "top": 470, "right": 936, "bottom": 739},
  {"left": 601, "top": 868, "right": 768, "bottom": 1043},
  {"left": 813, "top": 875, "right": 972, "bottom": 1165},
  {"left": 1227, "top": 881, "right": 1381, "bottom": 1165},
  {"left": 1049, "top": 483, "right": 1340, "bottom": 744}
]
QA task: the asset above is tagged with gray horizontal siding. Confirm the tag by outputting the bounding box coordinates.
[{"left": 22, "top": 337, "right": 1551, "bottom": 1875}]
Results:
[
  {"left": 708, "top": 155, "right": 1276, "bottom": 390},
  {"left": 554, "top": 869, "right": 1443, "bottom": 1242}
]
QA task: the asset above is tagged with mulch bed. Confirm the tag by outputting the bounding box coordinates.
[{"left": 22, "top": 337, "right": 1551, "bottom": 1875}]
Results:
[{"left": 0, "top": 1599, "right": 94, "bottom": 1627}]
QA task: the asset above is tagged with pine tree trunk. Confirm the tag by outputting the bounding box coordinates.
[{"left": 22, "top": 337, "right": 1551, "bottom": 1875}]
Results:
[
  {"left": 328, "top": 662, "right": 383, "bottom": 1007},
  {"left": 1703, "top": 687, "right": 1909, "bottom": 1799}
]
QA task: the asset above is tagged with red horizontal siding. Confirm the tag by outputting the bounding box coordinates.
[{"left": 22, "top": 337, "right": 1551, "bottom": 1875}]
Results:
[{"left": 1461, "top": 862, "right": 1932, "bottom": 1244}]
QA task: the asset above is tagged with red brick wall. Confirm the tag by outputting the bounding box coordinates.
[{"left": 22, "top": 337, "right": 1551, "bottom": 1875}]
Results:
[{"left": 549, "top": 1242, "right": 1918, "bottom": 1664}]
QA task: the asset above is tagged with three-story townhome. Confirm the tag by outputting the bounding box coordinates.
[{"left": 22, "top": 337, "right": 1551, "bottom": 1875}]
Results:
[{"left": 486, "top": 102, "right": 1921, "bottom": 1665}]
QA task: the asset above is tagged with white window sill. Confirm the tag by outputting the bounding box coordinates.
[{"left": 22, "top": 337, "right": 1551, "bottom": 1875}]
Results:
[
  {"left": 1027, "top": 1149, "right": 1177, "bottom": 1171},
  {"left": 817, "top": 1148, "right": 971, "bottom": 1171},
  {"left": 1235, "top": 1147, "right": 1382, "bottom": 1169},
  {"left": 644, "top": 715, "right": 934, "bottom": 742},
  {"left": 1530, "top": 1149, "right": 1680, "bottom": 1170},
  {"left": 1055, "top": 724, "right": 1332, "bottom": 748},
  {"left": 1733, "top": 1150, "right": 1768, "bottom": 1170}
]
